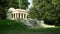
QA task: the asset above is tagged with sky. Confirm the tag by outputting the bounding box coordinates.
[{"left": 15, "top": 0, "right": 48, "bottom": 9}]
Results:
[{"left": 28, "top": 0, "right": 33, "bottom": 9}]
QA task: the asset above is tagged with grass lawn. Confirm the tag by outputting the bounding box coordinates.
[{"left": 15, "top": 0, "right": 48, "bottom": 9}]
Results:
[{"left": 0, "top": 19, "right": 60, "bottom": 32}]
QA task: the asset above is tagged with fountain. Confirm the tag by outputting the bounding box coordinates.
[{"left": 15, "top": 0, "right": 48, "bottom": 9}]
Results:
[{"left": 16, "top": 18, "right": 55, "bottom": 28}]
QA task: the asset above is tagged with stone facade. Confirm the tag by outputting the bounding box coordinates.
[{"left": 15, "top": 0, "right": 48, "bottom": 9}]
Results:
[{"left": 7, "top": 8, "right": 28, "bottom": 20}]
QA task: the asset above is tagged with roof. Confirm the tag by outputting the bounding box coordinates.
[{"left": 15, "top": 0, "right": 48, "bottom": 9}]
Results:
[
  {"left": 16, "top": 9, "right": 26, "bottom": 12},
  {"left": 8, "top": 8, "right": 17, "bottom": 12},
  {"left": 8, "top": 8, "right": 27, "bottom": 12}
]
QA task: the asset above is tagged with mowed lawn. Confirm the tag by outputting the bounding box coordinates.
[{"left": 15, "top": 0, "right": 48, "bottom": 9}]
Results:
[{"left": 0, "top": 19, "right": 60, "bottom": 32}]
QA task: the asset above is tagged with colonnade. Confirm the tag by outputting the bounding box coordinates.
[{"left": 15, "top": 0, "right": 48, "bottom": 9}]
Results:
[{"left": 11, "top": 13, "right": 27, "bottom": 19}]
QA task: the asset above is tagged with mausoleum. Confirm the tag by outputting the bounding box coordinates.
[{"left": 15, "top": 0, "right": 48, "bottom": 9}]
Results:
[{"left": 7, "top": 8, "right": 28, "bottom": 20}]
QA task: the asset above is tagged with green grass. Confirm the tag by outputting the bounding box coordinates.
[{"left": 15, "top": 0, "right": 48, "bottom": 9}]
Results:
[
  {"left": 0, "top": 19, "right": 27, "bottom": 30},
  {"left": 0, "top": 19, "right": 60, "bottom": 32}
]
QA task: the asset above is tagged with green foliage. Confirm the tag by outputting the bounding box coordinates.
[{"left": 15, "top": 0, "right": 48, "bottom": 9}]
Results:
[
  {"left": 8, "top": 0, "right": 29, "bottom": 9},
  {"left": 0, "top": 0, "right": 8, "bottom": 19},
  {"left": 19, "top": 0, "right": 29, "bottom": 9},
  {"left": 28, "top": 0, "right": 60, "bottom": 25},
  {"left": 0, "top": 0, "right": 29, "bottom": 19},
  {"left": 8, "top": 0, "right": 19, "bottom": 8}
]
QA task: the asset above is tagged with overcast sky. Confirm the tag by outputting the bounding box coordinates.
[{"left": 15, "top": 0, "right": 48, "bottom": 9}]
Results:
[{"left": 28, "top": 0, "right": 33, "bottom": 9}]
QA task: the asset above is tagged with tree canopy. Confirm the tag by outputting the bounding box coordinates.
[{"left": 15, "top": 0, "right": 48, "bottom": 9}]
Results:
[
  {"left": 8, "top": 0, "right": 29, "bottom": 9},
  {"left": 28, "top": 0, "right": 60, "bottom": 25},
  {"left": 0, "top": 0, "right": 29, "bottom": 19}
]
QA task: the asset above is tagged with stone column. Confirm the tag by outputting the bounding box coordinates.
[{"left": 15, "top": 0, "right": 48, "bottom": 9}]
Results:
[
  {"left": 12, "top": 14, "right": 14, "bottom": 19},
  {"left": 25, "top": 14, "right": 27, "bottom": 19},
  {"left": 24, "top": 14, "right": 26, "bottom": 18},
  {"left": 19, "top": 13, "right": 20, "bottom": 19},
  {"left": 17, "top": 13, "right": 19, "bottom": 18},
  {"left": 23, "top": 14, "right": 24, "bottom": 19},
  {"left": 16, "top": 13, "right": 17, "bottom": 18},
  {"left": 20, "top": 13, "right": 22, "bottom": 19},
  {"left": 14, "top": 14, "right": 15, "bottom": 19},
  {"left": 15, "top": 13, "right": 16, "bottom": 19},
  {"left": 19, "top": 13, "right": 20, "bottom": 18},
  {"left": 12, "top": 14, "right": 14, "bottom": 20}
]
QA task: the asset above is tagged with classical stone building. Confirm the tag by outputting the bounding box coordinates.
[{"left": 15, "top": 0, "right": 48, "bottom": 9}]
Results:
[{"left": 7, "top": 8, "right": 28, "bottom": 20}]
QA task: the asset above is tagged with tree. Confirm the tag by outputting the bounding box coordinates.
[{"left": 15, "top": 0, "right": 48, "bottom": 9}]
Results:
[
  {"left": 0, "top": 0, "right": 8, "bottom": 19},
  {"left": 8, "top": 0, "right": 29, "bottom": 9},
  {"left": 0, "top": 0, "right": 29, "bottom": 19},
  {"left": 8, "top": 0, "right": 19, "bottom": 8},
  {"left": 28, "top": 0, "right": 60, "bottom": 25},
  {"left": 19, "top": 0, "right": 29, "bottom": 9}
]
